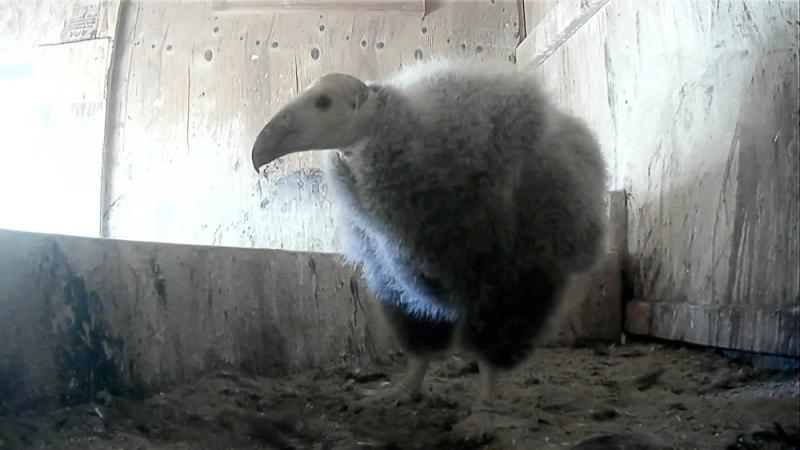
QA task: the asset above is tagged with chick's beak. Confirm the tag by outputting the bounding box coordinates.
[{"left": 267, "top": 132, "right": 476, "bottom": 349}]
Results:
[{"left": 251, "top": 111, "right": 295, "bottom": 173}]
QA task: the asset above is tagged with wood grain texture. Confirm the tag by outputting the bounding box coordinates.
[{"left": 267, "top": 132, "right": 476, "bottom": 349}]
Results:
[
  {"left": 0, "top": 225, "right": 617, "bottom": 410},
  {"left": 211, "top": 0, "right": 426, "bottom": 15},
  {"left": 102, "top": 0, "right": 520, "bottom": 251},
  {"left": 523, "top": 0, "right": 557, "bottom": 32},
  {"left": 516, "top": 0, "right": 609, "bottom": 70},
  {"left": 0, "top": 1, "right": 122, "bottom": 237},
  {"left": 520, "top": 0, "right": 800, "bottom": 355},
  {"left": 0, "top": 228, "right": 395, "bottom": 410}
]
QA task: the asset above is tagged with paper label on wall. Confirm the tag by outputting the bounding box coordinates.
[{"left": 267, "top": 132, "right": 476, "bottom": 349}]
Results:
[{"left": 60, "top": 4, "right": 99, "bottom": 43}]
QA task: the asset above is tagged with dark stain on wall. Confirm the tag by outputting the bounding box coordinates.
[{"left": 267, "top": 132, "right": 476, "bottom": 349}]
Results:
[
  {"left": 57, "top": 276, "right": 125, "bottom": 406},
  {"left": 34, "top": 243, "right": 143, "bottom": 405},
  {"left": 149, "top": 258, "right": 167, "bottom": 306}
]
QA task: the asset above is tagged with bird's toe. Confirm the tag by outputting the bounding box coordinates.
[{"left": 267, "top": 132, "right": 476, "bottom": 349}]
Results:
[
  {"left": 355, "top": 384, "right": 421, "bottom": 408},
  {"left": 451, "top": 410, "right": 526, "bottom": 442}
]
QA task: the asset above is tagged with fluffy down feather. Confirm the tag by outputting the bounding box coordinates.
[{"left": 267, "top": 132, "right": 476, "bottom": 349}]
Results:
[{"left": 323, "top": 59, "right": 607, "bottom": 325}]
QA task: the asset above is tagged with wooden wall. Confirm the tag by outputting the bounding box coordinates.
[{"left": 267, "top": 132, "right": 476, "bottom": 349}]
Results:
[
  {"left": 101, "top": 0, "right": 521, "bottom": 252},
  {"left": 518, "top": 0, "right": 800, "bottom": 356},
  {"left": 0, "top": 1, "right": 121, "bottom": 237},
  {"left": 522, "top": 0, "right": 557, "bottom": 31},
  {"left": 0, "top": 228, "right": 395, "bottom": 410}
]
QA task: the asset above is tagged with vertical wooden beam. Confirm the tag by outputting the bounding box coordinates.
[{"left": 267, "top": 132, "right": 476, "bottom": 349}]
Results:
[
  {"left": 99, "top": 0, "right": 129, "bottom": 237},
  {"left": 515, "top": 0, "right": 611, "bottom": 69}
]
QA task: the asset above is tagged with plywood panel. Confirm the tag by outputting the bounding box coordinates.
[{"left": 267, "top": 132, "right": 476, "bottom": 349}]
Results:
[
  {"left": 0, "top": 0, "right": 120, "bottom": 59},
  {"left": 0, "top": 0, "right": 122, "bottom": 237},
  {"left": 517, "top": 0, "right": 609, "bottom": 69},
  {"left": 0, "top": 39, "right": 112, "bottom": 237},
  {"left": 521, "top": 0, "right": 800, "bottom": 355},
  {"left": 523, "top": 0, "right": 557, "bottom": 31},
  {"left": 211, "top": 0, "right": 425, "bottom": 15},
  {"left": 103, "top": 0, "right": 520, "bottom": 251},
  {"left": 0, "top": 228, "right": 394, "bottom": 409}
]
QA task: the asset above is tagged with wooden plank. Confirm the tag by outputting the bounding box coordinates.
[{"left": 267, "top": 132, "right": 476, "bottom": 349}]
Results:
[
  {"left": 0, "top": 39, "right": 112, "bottom": 238},
  {"left": 99, "top": 0, "right": 127, "bottom": 237},
  {"left": 102, "top": 0, "right": 520, "bottom": 251},
  {"left": 526, "top": 0, "right": 800, "bottom": 355},
  {"left": 522, "top": 0, "right": 556, "bottom": 33},
  {"left": 625, "top": 300, "right": 799, "bottom": 356},
  {"left": 625, "top": 300, "right": 652, "bottom": 336},
  {"left": 608, "top": 190, "right": 627, "bottom": 255},
  {"left": 0, "top": 227, "right": 394, "bottom": 409},
  {"left": 212, "top": 0, "right": 425, "bottom": 15},
  {"left": 515, "top": 0, "right": 610, "bottom": 69},
  {"left": 0, "top": 0, "right": 121, "bottom": 237}
]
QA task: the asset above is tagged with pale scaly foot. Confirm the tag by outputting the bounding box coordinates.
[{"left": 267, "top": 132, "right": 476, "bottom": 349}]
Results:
[
  {"left": 356, "top": 357, "right": 429, "bottom": 407},
  {"left": 452, "top": 406, "right": 529, "bottom": 441},
  {"left": 452, "top": 360, "right": 524, "bottom": 440}
]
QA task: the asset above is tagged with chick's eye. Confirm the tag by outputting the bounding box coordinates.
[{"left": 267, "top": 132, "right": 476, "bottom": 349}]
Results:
[{"left": 315, "top": 95, "right": 332, "bottom": 110}]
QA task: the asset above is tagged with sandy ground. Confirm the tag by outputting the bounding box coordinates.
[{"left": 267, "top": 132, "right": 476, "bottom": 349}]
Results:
[{"left": 1, "top": 342, "right": 798, "bottom": 450}]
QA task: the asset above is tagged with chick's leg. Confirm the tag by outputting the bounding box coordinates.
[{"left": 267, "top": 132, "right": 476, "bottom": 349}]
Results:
[
  {"left": 357, "top": 301, "right": 454, "bottom": 406},
  {"left": 476, "top": 359, "right": 498, "bottom": 408},
  {"left": 452, "top": 360, "right": 504, "bottom": 440},
  {"left": 358, "top": 357, "right": 430, "bottom": 405}
]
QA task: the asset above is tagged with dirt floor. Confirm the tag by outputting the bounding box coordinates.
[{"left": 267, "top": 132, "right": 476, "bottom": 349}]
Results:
[{"left": 1, "top": 342, "right": 798, "bottom": 450}]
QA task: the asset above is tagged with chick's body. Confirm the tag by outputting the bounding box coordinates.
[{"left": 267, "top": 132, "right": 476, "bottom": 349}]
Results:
[
  {"left": 325, "top": 61, "right": 607, "bottom": 368},
  {"left": 250, "top": 59, "right": 608, "bottom": 438}
]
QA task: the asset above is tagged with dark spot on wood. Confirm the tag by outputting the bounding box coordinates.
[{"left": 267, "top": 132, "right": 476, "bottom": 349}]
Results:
[
  {"left": 319, "top": 24, "right": 325, "bottom": 31},
  {"left": 461, "top": 43, "right": 466, "bottom": 50},
  {"left": 151, "top": 44, "right": 155, "bottom": 49},
  {"left": 255, "top": 40, "right": 261, "bottom": 46},
  {"left": 414, "top": 49, "right": 423, "bottom": 60},
  {"left": 475, "top": 45, "right": 483, "bottom": 53},
  {"left": 421, "top": 26, "right": 427, "bottom": 33},
  {"left": 166, "top": 44, "right": 173, "bottom": 51},
  {"left": 376, "top": 42, "right": 384, "bottom": 49},
  {"left": 149, "top": 259, "right": 167, "bottom": 305},
  {"left": 213, "top": 26, "right": 219, "bottom": 33},
  {"left": 446, "top": 38, "right": 451, "bottom": 44},
  {"left": 204, "top": 50, "right": 213, "bottom": 61},
  {"left": 508, "top": 54, "right": 516, "bottom": 63},
  {"left": 361, "top": 39, "right": 367, "bottom": 47},
  {"left": 271, "top": 41, "right": 279, "bottom": 48},
  {"left": 311, "top": 47, "right": 320, "bottom": 60}
]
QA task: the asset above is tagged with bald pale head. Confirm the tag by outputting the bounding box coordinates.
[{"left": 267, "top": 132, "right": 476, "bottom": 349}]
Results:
[{"left": 251, "top": 73, "right": 372, "bottom": 173}]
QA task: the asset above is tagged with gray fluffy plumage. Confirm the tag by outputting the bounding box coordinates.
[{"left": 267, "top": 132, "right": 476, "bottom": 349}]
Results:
[{"left": 324, "top": 59, "right": 608, "bottom": 327}]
